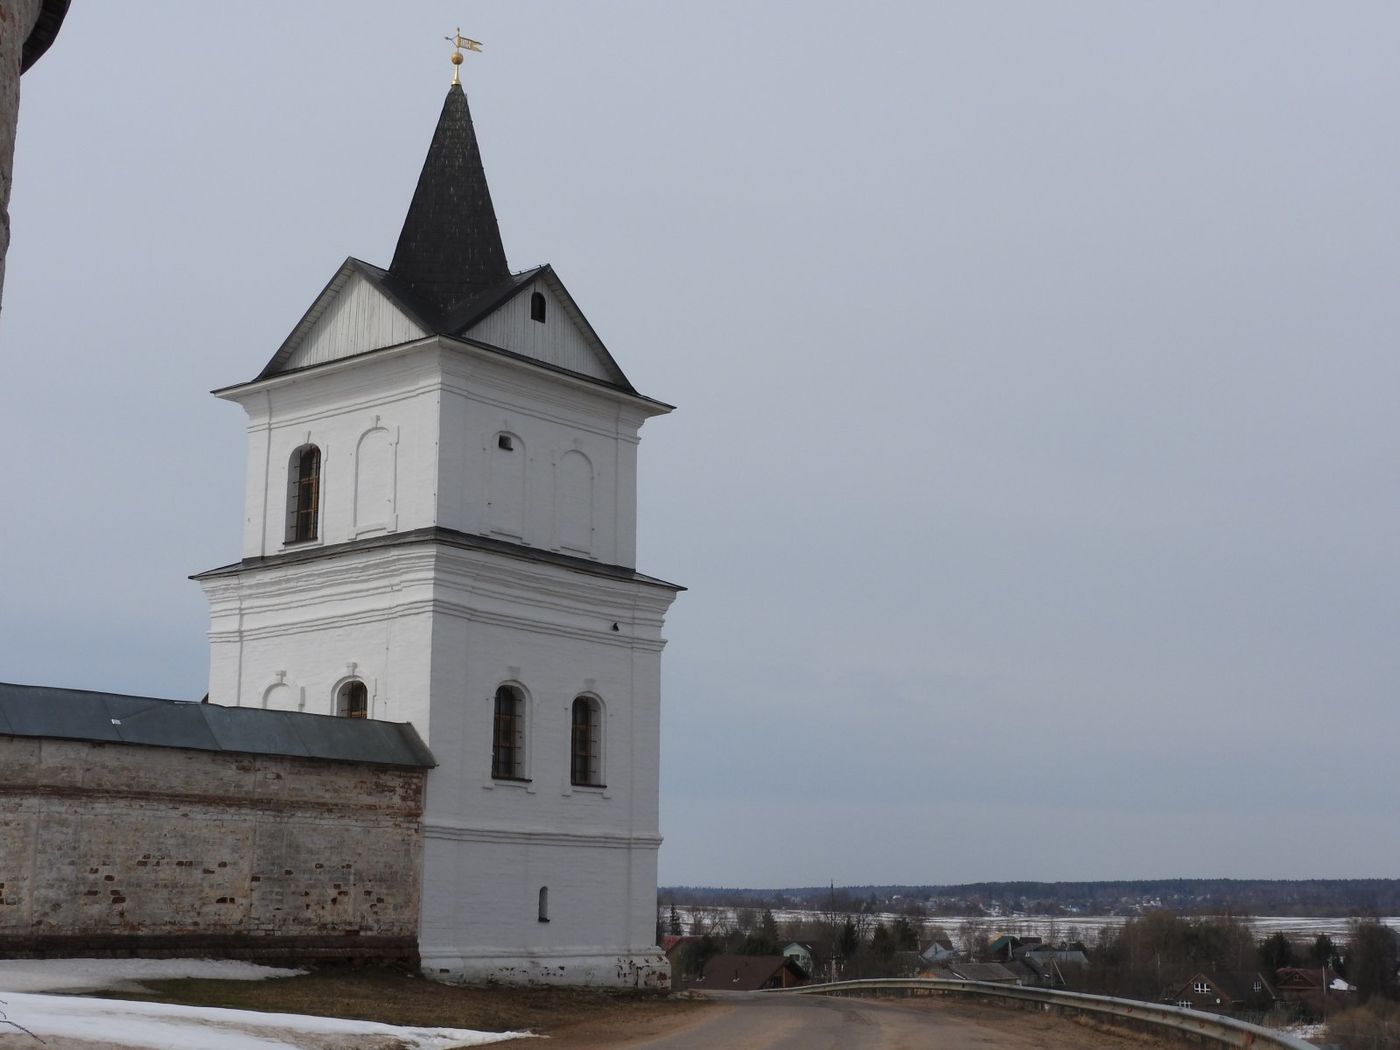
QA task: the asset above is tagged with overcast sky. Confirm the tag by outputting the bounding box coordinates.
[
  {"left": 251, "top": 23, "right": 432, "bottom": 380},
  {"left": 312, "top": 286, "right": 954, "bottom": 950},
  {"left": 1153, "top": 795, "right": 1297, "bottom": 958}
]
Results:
[{"left": 5, "top": 3, "right": 1399, "bottom": 889}]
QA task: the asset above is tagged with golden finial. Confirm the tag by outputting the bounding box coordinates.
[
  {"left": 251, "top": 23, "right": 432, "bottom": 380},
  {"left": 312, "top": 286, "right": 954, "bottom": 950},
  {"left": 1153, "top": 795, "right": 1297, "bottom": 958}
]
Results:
[{"left": 446, "top": 28, "right": 483, "bottom": 86}]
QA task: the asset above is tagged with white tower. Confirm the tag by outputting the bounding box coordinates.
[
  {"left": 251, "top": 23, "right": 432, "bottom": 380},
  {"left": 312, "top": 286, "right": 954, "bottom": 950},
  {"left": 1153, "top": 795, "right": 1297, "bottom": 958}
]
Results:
[{"left": 196, "top": 72, "right": 679, "bottom": 986}]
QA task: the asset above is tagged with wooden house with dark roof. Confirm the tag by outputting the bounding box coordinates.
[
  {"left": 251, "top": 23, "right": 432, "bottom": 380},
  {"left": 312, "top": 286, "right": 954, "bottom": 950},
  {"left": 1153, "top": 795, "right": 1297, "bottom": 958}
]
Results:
[
  {"left": 923, "top": 961, "right": 1026, "bottom": 985},
  {"left": 1163, "top": 971, "right": 1277, "bottom": 1017},
  {"left": 1274, "top": 967, "right": 1352, "bottom": 1017},
  {"left": 695, "top": 954, "right": 809, "bottom": 991}
]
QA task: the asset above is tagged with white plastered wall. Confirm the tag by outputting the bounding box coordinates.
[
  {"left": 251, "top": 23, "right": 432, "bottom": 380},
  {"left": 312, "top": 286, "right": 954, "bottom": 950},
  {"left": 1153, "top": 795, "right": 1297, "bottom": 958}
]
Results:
[
  {"left": 417, "top": 549, "right": 674, "bottom": 984},
  {"left": 202, "top": 334, "right": 675, "bottom": 986},
  {"left": 435, "top": 349, "right": 645, "bottom": 567},
  {"left": 202, "top": 545, "right": 437, "bottom": 725},
  {"left": 227, "top": 341, "right": 647, "bottom": 570},
  {"left": 228, "top": 345, "right": 442, "bottom": 560},
  {"left": 202, "top": 542, "right": 675, "bottom": 985}
]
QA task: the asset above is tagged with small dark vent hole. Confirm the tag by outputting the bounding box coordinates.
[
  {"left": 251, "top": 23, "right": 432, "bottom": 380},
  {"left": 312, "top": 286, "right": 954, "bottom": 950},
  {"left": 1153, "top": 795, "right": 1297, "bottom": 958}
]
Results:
[{"left": 498, "top": 435, "right": 514, "bottom": 451}]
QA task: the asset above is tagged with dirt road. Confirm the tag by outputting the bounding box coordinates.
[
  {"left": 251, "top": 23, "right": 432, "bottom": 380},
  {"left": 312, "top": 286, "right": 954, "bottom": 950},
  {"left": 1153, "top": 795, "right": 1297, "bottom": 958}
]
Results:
[{"left": 530, "top": 991, "right": 1163, "bottom": 1049}]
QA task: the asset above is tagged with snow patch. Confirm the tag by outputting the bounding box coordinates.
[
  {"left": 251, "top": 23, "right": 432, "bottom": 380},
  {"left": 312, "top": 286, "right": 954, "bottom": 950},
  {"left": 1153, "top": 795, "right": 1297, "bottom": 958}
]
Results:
[
  {"left": 0, "top": 958, "right": 526, "bottom": 1049},
  {"left": 0, "top": 956, "right": 305, "bottom": 994},
  {"left": 0, "top": 992, "right": 524, "bottom": 1049}
]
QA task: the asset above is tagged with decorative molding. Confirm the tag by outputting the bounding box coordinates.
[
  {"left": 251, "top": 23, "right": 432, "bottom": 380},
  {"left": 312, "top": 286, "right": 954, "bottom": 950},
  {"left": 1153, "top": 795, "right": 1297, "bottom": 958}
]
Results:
[
  {"left": 419, "top": 946, "right": 663, "bottom": 965},
  {"left": 422, "top": 819, "right": 661, "bottom": 850}
]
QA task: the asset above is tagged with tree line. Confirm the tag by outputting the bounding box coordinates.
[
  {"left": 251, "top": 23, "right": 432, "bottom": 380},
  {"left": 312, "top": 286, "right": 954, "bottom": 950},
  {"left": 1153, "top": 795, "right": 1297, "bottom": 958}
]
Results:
[
  {"left": 661, "top": 890, "right": 923, "bottom": 982},
  {"left": 662, "top": 878, "right": 1400, "bottom": 917}
]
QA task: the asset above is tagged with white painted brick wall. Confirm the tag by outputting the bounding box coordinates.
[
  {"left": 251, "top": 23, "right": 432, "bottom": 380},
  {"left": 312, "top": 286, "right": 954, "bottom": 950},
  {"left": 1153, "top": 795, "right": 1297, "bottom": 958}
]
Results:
[{"left": 203, "top": 333, "right": 676, "bottom": 985}]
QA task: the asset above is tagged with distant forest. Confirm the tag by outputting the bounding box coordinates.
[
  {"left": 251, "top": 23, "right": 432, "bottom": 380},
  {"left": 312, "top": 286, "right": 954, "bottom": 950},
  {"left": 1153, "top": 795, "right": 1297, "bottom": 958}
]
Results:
[{"left": 660, "top": 879, "right": 1400, "bottom": 917}]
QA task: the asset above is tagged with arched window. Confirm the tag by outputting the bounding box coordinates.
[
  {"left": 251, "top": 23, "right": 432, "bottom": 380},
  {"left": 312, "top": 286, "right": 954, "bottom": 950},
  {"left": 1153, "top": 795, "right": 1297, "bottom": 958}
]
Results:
[
  {"left": 571, "top": 696, "right": 602, "bottom": 786},
  {"left": 529, "top": 291, "right": 547, "bottom": 323},
  {"left": 492, "top": 684, "right": 526, "bottom": 779},
  {"left": 286, "top": 444, "right": 321, "bottom": 543},
  {"left": 337, "top": 680, "right": 368, "bottom": 719},
  {"left": 538, "top": 886, "right": 549, "bottom": 923}
]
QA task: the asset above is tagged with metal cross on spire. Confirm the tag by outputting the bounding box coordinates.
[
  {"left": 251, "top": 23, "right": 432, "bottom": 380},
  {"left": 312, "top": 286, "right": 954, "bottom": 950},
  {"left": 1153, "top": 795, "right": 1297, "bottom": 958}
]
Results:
[{"left": 446, "top": 28, "right": 483, "bottom": 85}]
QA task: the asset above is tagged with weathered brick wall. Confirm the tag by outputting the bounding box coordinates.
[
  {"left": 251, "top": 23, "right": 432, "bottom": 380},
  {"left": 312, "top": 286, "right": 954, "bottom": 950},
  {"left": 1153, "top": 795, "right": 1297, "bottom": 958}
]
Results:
[{"left": 0, "top": 736, "right": 425, "bottom": 959}]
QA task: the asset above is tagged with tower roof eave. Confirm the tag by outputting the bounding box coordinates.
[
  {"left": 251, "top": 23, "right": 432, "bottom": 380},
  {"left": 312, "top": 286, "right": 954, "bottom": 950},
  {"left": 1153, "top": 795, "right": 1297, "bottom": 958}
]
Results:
[
  {"left": 216, "top": 329, "right": 674, "bottom": 417},
  {"left": 243, "top": 258, "right": 656, "bottom": 404}
]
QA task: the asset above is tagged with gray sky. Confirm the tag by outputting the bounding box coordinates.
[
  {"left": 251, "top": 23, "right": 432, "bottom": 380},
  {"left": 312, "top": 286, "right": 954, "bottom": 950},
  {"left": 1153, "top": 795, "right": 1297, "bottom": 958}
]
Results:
[{"left": 6, "top": 3, "right": 1399, "bottom": 888}]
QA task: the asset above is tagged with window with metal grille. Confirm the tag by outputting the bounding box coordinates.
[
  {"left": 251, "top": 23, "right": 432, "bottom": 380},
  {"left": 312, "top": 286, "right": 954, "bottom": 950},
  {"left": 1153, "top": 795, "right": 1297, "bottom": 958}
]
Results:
[
  {"left": 337, "top": 680, "right": 368, "bottom": 719},
  {"left": 1193, "top": 980, "right": 1210, "bottom": 994},
  {"left": 530, "top": 291, "right": 546, "bottom": 323},
  {"left": 492, "top": 685, "right": 526, "bottom": 779},
  {"left": 286, "top": 445, "right": 321, "bottom": 543},
  {"left": 570, "top": 696, "right": 601, "bottom": 786}
]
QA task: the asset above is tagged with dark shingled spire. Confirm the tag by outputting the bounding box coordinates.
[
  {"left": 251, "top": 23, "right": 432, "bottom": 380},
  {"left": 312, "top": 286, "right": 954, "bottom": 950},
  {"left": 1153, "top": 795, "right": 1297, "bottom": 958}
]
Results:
[{"left": 389, "top": 84, "right": 510, "bottom": 324}]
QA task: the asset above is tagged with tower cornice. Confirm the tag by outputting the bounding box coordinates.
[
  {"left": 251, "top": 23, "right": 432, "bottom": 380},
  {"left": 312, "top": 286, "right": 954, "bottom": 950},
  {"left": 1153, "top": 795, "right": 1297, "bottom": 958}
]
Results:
[{"left": 214, "top": 334, "right": 673, "bottom": 416}]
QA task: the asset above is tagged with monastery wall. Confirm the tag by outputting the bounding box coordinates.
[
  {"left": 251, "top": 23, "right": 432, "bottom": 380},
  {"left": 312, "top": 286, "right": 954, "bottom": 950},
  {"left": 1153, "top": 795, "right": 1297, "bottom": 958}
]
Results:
[{"left": 0, "top": 735, "right": 425, "bottom": 959}]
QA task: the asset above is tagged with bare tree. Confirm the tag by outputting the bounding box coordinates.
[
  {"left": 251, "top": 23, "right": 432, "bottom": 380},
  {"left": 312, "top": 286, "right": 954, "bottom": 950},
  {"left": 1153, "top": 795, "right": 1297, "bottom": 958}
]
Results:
[
  {"left": 1348, "top": 918, "right": 1400, "bottom": 1004},
  {"left": 958, "top": 919, "right": 992, "bottom": 961}
]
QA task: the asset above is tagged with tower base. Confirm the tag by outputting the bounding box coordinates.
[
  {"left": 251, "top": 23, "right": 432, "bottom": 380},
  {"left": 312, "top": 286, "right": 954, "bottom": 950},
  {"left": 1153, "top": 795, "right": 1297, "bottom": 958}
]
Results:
[{"left": 419, "top": 946, "right": 670, "bottom": 989}]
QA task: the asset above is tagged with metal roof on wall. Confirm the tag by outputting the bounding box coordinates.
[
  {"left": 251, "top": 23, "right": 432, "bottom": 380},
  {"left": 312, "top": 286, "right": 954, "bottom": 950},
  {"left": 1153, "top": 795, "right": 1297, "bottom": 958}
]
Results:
[{"left": 0, "top": 682, "right": 435, "bottom": 769}]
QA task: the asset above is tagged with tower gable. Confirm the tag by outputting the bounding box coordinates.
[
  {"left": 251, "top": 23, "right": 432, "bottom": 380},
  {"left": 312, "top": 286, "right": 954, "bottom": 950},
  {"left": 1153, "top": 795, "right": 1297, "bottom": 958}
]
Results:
[
  {"left": 463, "top": 268, "right": 632, "bottom": 389},
  {"left": 261, "top": 260, "right": 430, "bottom": 378}
]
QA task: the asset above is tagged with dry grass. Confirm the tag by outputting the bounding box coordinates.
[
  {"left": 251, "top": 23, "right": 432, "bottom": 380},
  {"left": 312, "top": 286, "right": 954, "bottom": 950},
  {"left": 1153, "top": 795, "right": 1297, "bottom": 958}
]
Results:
[{"left": 91, "top": 964, "right": 706, "bottom": 1038}]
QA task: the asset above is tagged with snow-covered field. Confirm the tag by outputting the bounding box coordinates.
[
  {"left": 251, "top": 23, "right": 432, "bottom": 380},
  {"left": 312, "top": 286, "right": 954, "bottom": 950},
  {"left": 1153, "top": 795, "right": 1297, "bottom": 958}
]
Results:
[
  {"left": 0, "top": 958, "right": 526, "bottom": 1050},
  {"left": 677, "top": 908, "right": 1400, "bottom": 947},
  {"left": 921, "top": 914, "right": 1400, "bottom": 946}
]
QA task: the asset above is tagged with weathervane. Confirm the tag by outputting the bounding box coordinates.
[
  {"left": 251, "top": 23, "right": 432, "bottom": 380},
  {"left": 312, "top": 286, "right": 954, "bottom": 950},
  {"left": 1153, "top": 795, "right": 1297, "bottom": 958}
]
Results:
[{"left": 446, "top": 28, "right": 483, "bottom": 86}]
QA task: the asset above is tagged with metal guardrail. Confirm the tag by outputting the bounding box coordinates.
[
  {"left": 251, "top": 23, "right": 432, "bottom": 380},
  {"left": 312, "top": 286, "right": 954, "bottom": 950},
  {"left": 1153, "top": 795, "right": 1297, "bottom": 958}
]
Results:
[{"left": 768, "top": 978, "right": 1319, "bottom": 1049}]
